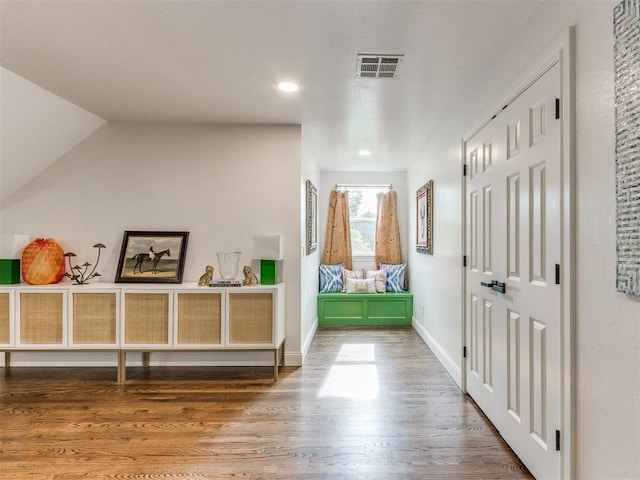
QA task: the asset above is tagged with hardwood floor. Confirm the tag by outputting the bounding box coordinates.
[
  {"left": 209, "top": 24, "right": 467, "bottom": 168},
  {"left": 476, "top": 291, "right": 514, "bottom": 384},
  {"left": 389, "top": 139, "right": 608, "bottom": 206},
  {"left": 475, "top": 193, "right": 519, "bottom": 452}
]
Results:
[{"left": 0, "top": 328, "right": 532, "bottom": 479}]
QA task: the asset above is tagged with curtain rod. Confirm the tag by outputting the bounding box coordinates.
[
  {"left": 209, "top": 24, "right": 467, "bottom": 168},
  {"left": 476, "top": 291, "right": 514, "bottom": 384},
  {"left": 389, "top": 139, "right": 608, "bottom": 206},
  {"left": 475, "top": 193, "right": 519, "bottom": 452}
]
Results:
[{"left": 335, "top": 183, "right": 392, "bottom": 189}]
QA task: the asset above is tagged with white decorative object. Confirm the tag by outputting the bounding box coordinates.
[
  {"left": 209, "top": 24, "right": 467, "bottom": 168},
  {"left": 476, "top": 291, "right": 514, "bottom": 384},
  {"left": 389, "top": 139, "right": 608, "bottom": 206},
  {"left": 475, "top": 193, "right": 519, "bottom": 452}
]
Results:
[
  {"left": 0, "top": 234, "right": 30, "bottom": 258},
  {"left": 253, "top": 235, "right": 284, "bottom": 260}
]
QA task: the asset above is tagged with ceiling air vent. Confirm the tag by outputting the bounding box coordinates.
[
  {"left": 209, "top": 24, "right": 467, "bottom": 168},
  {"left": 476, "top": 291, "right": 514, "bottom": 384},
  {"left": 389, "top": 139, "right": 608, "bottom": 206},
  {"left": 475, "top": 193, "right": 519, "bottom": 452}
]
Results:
[{"left": 356, "top": 54, "right": 404, "bottom": 78}]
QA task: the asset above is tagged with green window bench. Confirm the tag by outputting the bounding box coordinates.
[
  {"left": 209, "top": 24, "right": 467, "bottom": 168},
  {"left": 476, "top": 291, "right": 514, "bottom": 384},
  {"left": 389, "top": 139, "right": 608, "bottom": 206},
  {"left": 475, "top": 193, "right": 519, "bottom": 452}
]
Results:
[{"left": 317, "top": 292, "right": 413, "bottom": 326}]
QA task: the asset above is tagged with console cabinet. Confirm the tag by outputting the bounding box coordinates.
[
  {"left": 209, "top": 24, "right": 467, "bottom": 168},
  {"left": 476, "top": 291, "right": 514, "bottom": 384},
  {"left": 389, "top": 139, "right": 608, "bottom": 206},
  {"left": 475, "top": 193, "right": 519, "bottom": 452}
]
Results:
[{"left": 0, "top": 283, "right": 285, "bottom": 381}]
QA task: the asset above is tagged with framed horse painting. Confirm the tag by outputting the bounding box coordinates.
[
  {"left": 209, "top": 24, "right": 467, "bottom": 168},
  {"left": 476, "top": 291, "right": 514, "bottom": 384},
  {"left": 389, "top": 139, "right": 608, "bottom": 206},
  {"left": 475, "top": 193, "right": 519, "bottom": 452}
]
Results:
[{"left": 115, "top": 231, "right": 189, "bottom": 283}]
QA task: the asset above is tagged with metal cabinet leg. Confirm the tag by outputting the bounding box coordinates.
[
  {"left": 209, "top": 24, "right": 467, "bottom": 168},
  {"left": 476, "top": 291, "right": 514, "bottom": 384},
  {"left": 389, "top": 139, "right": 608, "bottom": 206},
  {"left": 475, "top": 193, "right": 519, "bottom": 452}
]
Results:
[
  {"left": 117, "top": 350, "right": 126, "bottom": 383},
  {"left": 142, "top": 352, "right": 150, "bottom": 369},
  {"left": 4, "top": 352, "right": 10, "bottom": 369},
  {"left": 273, "top": 349, "right": 278, "bottom": 382},
  {"left": 272, "top": 341, "right": 285, "bottom": 382}
]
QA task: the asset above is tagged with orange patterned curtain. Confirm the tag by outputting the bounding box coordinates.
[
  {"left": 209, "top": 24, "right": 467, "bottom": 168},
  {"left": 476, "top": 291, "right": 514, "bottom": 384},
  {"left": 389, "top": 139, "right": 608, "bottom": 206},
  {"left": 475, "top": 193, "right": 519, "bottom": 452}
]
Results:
[
  {"left": 375, "top": 189, "right": 403, "bottom": 267},
  {"left": 322, "top": 190, "right": 353, "bottom": 270}
]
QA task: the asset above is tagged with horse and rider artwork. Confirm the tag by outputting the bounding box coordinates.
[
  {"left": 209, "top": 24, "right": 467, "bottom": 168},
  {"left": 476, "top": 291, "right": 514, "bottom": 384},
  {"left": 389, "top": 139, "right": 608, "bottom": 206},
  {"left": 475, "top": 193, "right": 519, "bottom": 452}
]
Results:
[
  {"left": 115, "top": 231, "right": 189, "bottom": 284},
  {"left": 131, "top": 246, "right": 171, "bottom": 275}
]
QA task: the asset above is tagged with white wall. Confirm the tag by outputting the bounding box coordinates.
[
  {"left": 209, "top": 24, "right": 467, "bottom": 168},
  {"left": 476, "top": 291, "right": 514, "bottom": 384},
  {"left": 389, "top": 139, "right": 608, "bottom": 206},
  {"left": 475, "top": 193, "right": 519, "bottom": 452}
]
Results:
[
  {"left": 300, "top": 132, "right": 321, "bottom": 361},
  {"left": 408, "top": 1, "right": 639, "bottom": 478},
  {"left": 0, "top": 68, "right": 105, "bottom": 204},
  {"left": 319, "top": 171, "right": 408, "bottom": 271},
  {"left": 1, "top": 122, "right": 304, "bottom": 366},
  {"left": 408, "top": 142, "right": 462, "bottom": 384}
]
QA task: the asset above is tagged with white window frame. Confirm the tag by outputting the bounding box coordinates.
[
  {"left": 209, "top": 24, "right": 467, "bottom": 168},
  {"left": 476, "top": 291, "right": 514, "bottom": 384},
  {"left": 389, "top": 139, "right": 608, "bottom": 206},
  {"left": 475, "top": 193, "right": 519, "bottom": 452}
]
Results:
[{"left": 343, "top": 185, "right": 389, "bottom": 260}]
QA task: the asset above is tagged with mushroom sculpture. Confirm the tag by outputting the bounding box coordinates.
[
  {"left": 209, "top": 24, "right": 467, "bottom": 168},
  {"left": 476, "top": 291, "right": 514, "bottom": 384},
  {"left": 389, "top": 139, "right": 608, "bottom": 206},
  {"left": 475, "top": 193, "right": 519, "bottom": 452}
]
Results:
[{"left": 64, "top": 243, "right": 106, "bottom": 284}]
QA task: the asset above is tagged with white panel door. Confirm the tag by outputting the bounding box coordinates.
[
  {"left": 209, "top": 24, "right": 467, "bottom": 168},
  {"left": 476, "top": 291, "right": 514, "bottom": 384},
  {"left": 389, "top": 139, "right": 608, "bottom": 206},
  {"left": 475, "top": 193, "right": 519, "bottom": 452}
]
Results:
[
  {"left": 466, "top": 114, "right": 506, "bottom": 427},
  {"left": 465, "top": 63, "right": 561, "bottom": 480}
]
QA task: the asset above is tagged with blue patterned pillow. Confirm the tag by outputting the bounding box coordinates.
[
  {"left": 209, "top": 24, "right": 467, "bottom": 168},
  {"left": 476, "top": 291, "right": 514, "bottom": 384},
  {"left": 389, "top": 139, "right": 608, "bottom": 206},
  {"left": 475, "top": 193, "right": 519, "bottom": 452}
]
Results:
[
  {"left": 319, "top": 263, "right": 344, "bottom": 293},
  {"left": 380, "top": 263, "right": 406, "bottom": 292}
]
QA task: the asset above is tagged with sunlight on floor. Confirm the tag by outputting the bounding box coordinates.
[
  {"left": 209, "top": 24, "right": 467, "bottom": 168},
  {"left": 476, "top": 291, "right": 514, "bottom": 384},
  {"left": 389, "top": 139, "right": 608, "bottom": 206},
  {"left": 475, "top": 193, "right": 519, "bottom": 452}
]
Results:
[
  {"left": 318, "top": 344, "right": 378, "bottom": 399},
  {"left": 335, "top": 343, "right": 376, "bottom": 362},
  {"left": 318, "top": 365, "right": 379, "bottom": 399}
]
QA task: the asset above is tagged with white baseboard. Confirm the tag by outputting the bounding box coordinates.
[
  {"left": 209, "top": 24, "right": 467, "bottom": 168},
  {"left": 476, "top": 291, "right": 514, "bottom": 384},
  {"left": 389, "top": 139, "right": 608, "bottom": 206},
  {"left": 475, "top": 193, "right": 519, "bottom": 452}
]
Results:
[
  {"left": 1, "top": 323, "right": 320, "bottom": 369},
  {"left": 284, "top": 352, "right": 301, "bottom": 367},
  {"left": 302, "top": 318, "right": 318, "bottom": 363},
  {"left": 2, "top": 351, "right": 281, "bottom": 368},
  {"left": 4, "top": 361, "right": 280, "bottom": 367},
  {"left": 412, "top": 318, "right": 462, "bottom": 389},
  {"left": 285, "top": 317, "right": 318, "bottom": 367}
]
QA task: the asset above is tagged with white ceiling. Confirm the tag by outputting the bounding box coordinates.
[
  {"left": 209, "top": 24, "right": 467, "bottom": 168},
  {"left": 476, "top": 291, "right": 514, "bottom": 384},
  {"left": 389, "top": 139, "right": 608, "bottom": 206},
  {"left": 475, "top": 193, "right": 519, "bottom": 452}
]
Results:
[{"left": 0, "top": 0, "right": 540, "bottom": 171}]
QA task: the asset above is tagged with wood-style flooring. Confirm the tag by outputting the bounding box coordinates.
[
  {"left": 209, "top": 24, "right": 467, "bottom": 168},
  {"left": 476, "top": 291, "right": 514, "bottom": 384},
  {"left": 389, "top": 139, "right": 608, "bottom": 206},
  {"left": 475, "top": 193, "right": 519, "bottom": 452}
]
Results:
[{"left": 0, "top": 327, "right": 532, "bottom": 479}]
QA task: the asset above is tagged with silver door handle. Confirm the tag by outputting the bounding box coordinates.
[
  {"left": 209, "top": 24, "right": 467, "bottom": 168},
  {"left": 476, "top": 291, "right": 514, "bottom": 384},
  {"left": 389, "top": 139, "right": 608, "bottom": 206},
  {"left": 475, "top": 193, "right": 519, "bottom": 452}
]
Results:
[{"left": 480, "top": 280, "right": 506, "bottom": 294}]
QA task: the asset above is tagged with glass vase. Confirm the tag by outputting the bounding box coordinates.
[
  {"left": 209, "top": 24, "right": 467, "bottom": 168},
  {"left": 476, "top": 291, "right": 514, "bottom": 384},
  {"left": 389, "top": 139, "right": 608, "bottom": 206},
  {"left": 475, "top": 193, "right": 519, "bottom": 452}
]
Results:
[{"left": 217, "top": 252, "right": 241, "bottom": 280}]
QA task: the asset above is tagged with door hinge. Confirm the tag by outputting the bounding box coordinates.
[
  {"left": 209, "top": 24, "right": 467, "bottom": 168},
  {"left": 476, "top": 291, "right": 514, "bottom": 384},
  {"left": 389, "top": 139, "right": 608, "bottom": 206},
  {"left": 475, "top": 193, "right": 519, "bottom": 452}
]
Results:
[
  {"left": 556, "top": 429, "right": 561, "bottom": 451},
  {"left": 555, "top": 264, "right": 561, "bottom": 285},
  {"left": 463, "top": 346, "right": 467, "bottom": 358},
  {"left": 463, "top": 164, "right": 467, "bottom": 177},
  {"left": 463, "top": 255, "right": 467, "bottom": 267},
  {"left": 555, "top": 98, "right": 561, "bottom": 119}
]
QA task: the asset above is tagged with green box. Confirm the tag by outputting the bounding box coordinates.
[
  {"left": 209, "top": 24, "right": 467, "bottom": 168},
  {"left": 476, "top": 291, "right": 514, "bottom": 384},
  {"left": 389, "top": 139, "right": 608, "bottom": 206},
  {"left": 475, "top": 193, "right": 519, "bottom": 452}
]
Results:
[
  {"left": 260, "top": 259, "right": 278, "bottom": 285},
  {"left": 0, "top": 259, "right": 21, "bottom": 284}
]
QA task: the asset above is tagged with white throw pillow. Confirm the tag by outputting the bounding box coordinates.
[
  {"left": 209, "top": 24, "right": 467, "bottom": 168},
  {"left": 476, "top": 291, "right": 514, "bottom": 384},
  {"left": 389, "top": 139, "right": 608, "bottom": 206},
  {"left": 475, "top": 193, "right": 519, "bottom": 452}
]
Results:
[
  {"left": 342, "top": 268, "right": 364, "bottom": 292},
  {"left": 366, "top": 269, "right": 387, "bottom": 293},
  {"left": 345, "top": 277, "right": 377, "bottom": 294}
]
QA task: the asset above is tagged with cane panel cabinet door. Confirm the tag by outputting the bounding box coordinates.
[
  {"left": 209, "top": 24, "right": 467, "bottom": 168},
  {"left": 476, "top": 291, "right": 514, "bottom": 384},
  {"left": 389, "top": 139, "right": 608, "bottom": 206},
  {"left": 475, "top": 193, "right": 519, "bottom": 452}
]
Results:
[
  {"left": 0, "top": 289, "right": 13, "bottom": 347},
  {"left": 226, "top": 285, "right": 284, "bottom": 348},
  {"left": 16, "top": 288, "right": 67, "bottom": 348},
  {"left": 122, "top": 290, "right": 172, "bottom": 348},
  {"left": 174, "top": 289, "right": 224, "bottom": 348},
  {"left": 69, "top": 288, "right": 119, "bottom": 348}
]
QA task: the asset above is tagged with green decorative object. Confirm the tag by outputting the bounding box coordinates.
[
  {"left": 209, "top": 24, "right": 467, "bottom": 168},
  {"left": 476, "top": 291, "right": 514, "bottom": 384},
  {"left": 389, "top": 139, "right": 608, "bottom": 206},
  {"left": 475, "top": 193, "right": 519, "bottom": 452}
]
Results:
[
  {"left": 253, "top": 234, "right": 284, "bottom": 285},
  {"left": 0, "top": 259, "right": 21, "bottom": 284},
  {"left": 260, "top": 259, "right": 277, "bottom": 285}
]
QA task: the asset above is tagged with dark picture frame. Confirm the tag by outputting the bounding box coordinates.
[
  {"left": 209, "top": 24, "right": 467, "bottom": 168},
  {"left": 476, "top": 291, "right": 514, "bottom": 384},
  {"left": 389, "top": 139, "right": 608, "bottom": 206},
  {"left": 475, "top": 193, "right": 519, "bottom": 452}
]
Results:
[
  {"left": 115, "top": 231, "right": 189, "bottom": 283},
  {"left": 306, "top": 179, "right": 318, "bottom": 255},
  {"left": 615, "top": 1, "right": 640, "bottom": 296},
  {"left": 416, "top": 180, "right": 433, "bottom": 254}
]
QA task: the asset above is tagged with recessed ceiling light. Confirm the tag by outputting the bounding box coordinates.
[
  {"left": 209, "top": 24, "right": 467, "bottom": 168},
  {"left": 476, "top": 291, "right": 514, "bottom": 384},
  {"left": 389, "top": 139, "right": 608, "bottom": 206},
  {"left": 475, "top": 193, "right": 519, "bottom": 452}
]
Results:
[
  {"left": 278, "top": 82, "right": 299, "bottom": 92},
  {"left": 358, "top": 150, "right": 371, "bottom": 157}
]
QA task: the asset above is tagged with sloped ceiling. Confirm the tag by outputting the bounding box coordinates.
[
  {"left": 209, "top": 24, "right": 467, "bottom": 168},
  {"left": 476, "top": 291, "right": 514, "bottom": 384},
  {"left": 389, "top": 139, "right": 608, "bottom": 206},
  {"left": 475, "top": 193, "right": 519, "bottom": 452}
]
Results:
[
  {"left": 0, "top": 0, "right": 540, "bottom": 171},
  {"left": 0, "top": 67, "right": 105, "bottom": 202}
]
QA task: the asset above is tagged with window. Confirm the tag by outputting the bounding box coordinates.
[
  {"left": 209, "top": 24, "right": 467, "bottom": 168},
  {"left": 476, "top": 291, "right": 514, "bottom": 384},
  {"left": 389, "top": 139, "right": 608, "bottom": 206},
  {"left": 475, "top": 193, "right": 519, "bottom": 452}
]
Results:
[{"left": 347, "top": 186, "right": 386, "bottom": 255}]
